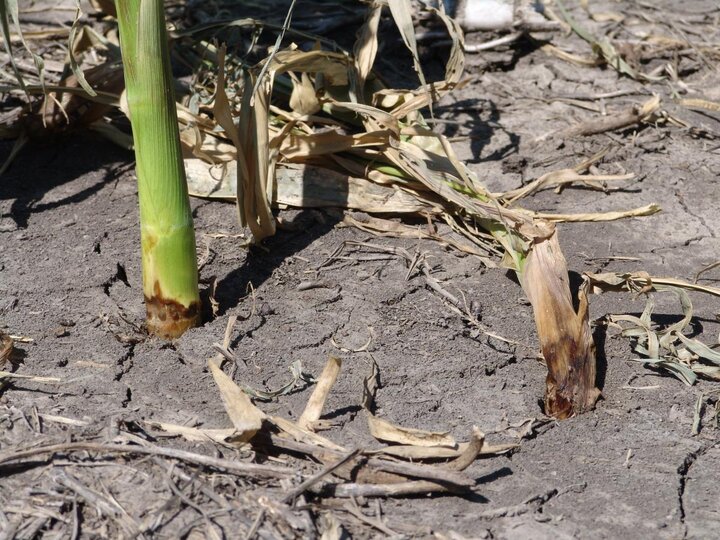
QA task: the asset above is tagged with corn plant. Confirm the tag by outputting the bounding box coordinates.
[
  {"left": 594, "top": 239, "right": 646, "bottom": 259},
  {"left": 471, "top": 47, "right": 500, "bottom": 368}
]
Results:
[{"left": 115, "top": 0, "right": 200, "bottom": 338}]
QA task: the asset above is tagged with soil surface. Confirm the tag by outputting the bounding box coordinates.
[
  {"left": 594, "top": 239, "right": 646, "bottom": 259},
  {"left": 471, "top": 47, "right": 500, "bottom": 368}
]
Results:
[{"left": 1, "top": 1, "right": 720, "bottom": 538}]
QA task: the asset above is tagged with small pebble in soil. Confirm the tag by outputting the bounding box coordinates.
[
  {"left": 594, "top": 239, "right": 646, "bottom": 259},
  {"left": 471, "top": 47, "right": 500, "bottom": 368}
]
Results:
[{"left": 54, "top": 327, "right": 70, "bottom": 338}]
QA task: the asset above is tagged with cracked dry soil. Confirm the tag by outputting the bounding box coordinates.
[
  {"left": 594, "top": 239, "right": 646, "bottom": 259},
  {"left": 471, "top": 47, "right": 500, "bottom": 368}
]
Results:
[{"left": 2, "top": 1, "right": 720, "bottom": 538}]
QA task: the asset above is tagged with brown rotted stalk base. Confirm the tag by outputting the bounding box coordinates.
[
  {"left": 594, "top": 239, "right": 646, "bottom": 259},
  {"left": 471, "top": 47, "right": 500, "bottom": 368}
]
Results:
[
  {"left": 145, "top": 295, "right": 200, "bottom": 340},
  {"left": 542, "top": 322, "right": 600, "bottom": 419},
  {"left": 522, "top": 231, "right": 601, "bottom": 419}
]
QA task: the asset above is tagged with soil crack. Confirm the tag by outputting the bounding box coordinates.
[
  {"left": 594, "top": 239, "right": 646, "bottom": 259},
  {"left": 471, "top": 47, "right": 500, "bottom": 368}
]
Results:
[
  {"left": 677, "top": 442, "right": 715, "bottom": 536},
  {"left": 102, "top": 263, "right": 131, "bottom": 296},
  {"left": 114, "top": 344, "right": 136, "bottom": 382},
  {"left": 675, "top": 190, "right": 717, "bottom": 239}
]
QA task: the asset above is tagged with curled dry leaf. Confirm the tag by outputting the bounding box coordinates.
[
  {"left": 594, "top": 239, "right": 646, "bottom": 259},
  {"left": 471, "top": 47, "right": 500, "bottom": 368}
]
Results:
[
  {"left": 367, "top": 414, "right": 457, "bottom": 448},
  {"left": 351, "top": 0, "right": 383, "bottom": 102},
  {"left": 361, "top": 352, "right": 458, "bottom": 447},
  {"left": 592, "top": 275, "right": 720, "bottom": 384},
  {"left": 443, "top": 426, "right": 484, "bottom": 471}
]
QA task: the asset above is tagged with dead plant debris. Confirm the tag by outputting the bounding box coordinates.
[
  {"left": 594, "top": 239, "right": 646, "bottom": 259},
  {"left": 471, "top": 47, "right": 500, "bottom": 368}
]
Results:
[{"left": 3, "top": 0, "right": 720, "bottom": 536}]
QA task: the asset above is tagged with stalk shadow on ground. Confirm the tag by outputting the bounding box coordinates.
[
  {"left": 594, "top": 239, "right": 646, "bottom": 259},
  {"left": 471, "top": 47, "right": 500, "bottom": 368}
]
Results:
[{"left": 0, "top": 137, "right": 133, "bottom": 229}]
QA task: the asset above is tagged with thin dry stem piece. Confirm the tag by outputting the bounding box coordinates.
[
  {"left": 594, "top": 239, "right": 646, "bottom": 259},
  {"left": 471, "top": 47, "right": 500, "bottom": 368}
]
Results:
[
  {"left": 146, "top": 421, "right": 236, "bottom": 445},
  {"left": 0, "top": 442, "right": 292, "bottom": 478},
  {"left": 535, "top": 203, "right": 660, "bottom": 223},
  {"left": 521, "top": 232, "right": 600, "bottom": 418},
  {"left": 498, "top": 169, "right": 636, "bottom": 204},
  {"left": 54, "top": 471, "right": 141, "bottom": 537},
  {"left": 317, "top": 480, "right": 458, "bottom": 498},
  {"left": 0, "top": 371, "right": 60, "bottom": 383},
  {"left": 282, "top": 448, "right": 361, "bottom": 504},
  {"left": 297, "top": 356, "right": 342, "bottom": 431},
  {"left": 554, "top": 95, "right": 661, "bottom": 139}
]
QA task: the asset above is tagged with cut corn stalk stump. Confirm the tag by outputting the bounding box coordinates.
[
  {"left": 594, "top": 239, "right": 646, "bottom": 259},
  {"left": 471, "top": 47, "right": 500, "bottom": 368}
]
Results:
[{"left": 115, "top": 0, "right": 200, "bottom": 338}]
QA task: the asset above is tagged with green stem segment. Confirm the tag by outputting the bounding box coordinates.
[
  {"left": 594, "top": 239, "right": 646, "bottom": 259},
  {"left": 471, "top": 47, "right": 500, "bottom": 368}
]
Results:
[{"left": 116, "top": 0, "right": 200, "bottom": 338}]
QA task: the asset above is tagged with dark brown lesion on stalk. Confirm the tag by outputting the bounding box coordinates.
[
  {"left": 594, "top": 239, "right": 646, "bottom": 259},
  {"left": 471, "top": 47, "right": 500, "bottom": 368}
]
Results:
[
  {"left": 543, "top": 333, "right": 599, "bottom": 420},
  {"left": 145, "top": 284, "right": 200, "bottom": 340}
]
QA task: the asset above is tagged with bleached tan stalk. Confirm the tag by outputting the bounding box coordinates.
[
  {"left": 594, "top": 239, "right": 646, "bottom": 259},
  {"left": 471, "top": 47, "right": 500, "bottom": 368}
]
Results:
[{"left": 520, "top": 231, "right": 600, "bottom": 418}]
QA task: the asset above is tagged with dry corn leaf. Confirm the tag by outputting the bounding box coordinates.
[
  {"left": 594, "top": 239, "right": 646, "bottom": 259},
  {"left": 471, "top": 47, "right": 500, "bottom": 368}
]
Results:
[
  {"left": 236, "top": 69, "right": 276, "bottom": 241},
  {"left": 268, "top": 48, "right": 350, "bottom": 86},
  {"left": 279, "top": 130, "right": 389, "bottom": 160},
  {"left": 297, "top": 357, "right": 342, "bottom": 431},
  {"left": 41, "top": 61, "right": 124, "bottom": 130},
  {"left": 0, "top": 372, "right": 60, "bottom": 383},
  {"left": 351, "top": 0, "right": 383, "bottom": 103},
  {"left": 212, "top": 49, "right": 274, "bottom": 241},
  {"left": 586, "top": 272, "right": 720, "bottom": 298},
  {"left": 376, "top": 4, "right": 465, "bottom": 118},
  {"left": 146, "top": 421, "right": 237, "bottom": 445},
  {"left": 269, "top": 415, "right": 346, "bottom": 452},
  {"left": 367, "top": 414, "right": 458, "bottom": 447},
  {"left": 369, "top": 440, "right": 517, "bottom": 460},
  {"left": 590, "top": 273, "right": 720, "bottom": 385},
  {"left": 208, "top": 359, "right": 265, "bottom": 441},
  {"left": 289, "top": 72, "right": 320, "bottom": 116},
  {"left": 387, "top": 0, "right": 427, "bottom": 89},
  {"left": 534, "top": 203, "right": 660, "bottom": 223},
  {"left": 361, "top": 352, "right": 458, "bottom": 446}
]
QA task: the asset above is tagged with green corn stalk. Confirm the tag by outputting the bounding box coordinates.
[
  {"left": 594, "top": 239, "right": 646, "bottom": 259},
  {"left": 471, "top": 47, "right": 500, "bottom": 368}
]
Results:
[{"left": 115, "top": 0, "right": 200, "bottom": 338}]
